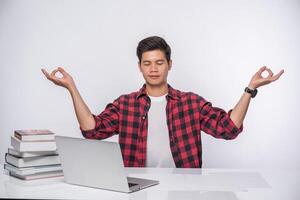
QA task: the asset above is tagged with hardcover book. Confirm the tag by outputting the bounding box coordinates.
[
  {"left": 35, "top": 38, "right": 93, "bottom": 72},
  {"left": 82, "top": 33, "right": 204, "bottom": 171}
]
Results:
[
  {"left": 8, "top": 148, "right": 58, "bottom": 158},
  {"left": 11, "top": 136, "right": 56, "bottom": 152},
  {"left": 9, "top": 170, "right": 64, "bottom": 180},
  {"left": 14, "top": 130, "right": 55, "bottom": 141},
  {"left": 4, "top": 163, "right": 62, "bottom": 176},
  {"left": 5, "top": 153, "right": 61, "bottom": 168}
]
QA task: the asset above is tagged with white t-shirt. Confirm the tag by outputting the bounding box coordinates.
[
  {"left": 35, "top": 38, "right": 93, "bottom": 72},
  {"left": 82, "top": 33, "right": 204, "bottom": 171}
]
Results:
[{"left": 146, "top": 94, "right": 176, "bottom": 168}]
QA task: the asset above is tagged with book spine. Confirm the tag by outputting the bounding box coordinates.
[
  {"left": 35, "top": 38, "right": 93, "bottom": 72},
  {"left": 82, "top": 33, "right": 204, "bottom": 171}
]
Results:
[
  {"left": 14, "top": 132, "right": 22, "bottom": 140},
  {"left": 5, "top": 153, "right": 8, "bottom": 164},
  {"left": 11, "top": 136, "right": 20, "bottom": 152},
  {"left": 5, "top": 154, "right": 21, "bottom": 168},
  {"left": 8, "top": 149, "right": 21, "bottom": 158},
  {"left": 4, "top": 164, "right": 11, "bottom": 172}
]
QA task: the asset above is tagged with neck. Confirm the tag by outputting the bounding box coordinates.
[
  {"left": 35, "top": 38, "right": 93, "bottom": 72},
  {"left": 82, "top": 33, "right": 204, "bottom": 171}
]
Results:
[{"left": 146, "top": 83, "right": 168, "bottom": 97}]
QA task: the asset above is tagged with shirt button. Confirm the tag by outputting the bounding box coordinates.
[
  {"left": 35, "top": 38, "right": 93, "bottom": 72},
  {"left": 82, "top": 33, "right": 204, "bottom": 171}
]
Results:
[{"left": 142, "top": 116, "right": 146, "bottom": 120}]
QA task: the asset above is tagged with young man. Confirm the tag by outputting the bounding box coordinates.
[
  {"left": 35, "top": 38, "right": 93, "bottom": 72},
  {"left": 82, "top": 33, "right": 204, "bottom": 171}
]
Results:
[{"left": 42, "top": 36, "right": 284, "bottom": 168}]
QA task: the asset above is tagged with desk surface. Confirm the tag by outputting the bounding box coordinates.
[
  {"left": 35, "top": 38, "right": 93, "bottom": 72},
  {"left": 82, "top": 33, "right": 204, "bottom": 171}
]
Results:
[{"left": 0, "top": 167, "right": 299, "bottom": 200}]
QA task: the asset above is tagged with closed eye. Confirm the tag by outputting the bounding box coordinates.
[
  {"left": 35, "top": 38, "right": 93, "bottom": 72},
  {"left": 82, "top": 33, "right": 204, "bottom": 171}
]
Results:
[{"left": 143, "top": 62, "right": 151, "bottom": 66}]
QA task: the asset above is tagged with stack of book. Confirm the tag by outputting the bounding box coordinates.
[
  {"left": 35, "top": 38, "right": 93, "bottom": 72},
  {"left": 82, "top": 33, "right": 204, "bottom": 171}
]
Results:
[{"left": 4, "top": 130, "right": 63, "bottom": 180}]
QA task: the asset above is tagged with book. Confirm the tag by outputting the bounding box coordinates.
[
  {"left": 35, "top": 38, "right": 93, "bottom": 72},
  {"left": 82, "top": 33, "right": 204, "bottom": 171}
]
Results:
[
  {"left": 5, "top": 153, "right": 61, "bottom": 168},
  {"left": 9, "top": 170, "right": 64, "bottom": 180},
  {"left": 14, "top": 129, "right": 55, "bottom": 141},
  {"left": 11, "top": 136, "right": 56, "bottom": 152},
  {"left": 8, "top": 148, "right": 58, "bottom": 158},
  {"left": 4, "top": 163, "right": 62, "bottom": 176}
]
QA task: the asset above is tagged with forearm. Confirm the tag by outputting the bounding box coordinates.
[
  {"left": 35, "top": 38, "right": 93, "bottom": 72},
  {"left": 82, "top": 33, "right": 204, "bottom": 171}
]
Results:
[
  {"left": 230, "top": 91, "right": 252, "bottom": 128},
  {"left": 68, "top": 85, "right": 96, "bottom": 130}
]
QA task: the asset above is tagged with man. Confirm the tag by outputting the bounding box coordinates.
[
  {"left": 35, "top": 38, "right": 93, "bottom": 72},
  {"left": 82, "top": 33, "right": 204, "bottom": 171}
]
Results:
[{"left": 42, "top": 36, "right": 284, "bottom": 168}]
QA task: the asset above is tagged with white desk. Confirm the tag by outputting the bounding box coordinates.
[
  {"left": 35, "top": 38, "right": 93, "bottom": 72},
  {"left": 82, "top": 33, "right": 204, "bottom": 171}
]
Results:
[{"left": 0, "top": 167, "right": 299, "bottom": 200}]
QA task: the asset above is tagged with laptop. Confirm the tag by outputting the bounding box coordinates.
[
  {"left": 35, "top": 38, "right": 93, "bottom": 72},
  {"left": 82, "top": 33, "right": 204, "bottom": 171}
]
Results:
[{"left": 55, "top": 136, "right": 159, "bottom": 193}]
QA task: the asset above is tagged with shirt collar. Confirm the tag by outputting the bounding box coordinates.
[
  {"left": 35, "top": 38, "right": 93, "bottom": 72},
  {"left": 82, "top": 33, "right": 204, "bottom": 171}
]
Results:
[{"left": 136, "top": 84, "right": 180, "bottom": 100}]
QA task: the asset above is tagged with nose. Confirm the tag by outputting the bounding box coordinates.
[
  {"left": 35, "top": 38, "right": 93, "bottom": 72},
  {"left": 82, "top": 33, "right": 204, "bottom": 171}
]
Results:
[{"left": 150, "top": 64, "right": 158, "bottom": 72}]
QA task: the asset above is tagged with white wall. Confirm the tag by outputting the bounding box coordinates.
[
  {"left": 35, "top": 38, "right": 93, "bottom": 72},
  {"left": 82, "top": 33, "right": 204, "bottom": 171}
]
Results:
[{"left": 0, "top": 0, "right": 299, "bottom": 169}]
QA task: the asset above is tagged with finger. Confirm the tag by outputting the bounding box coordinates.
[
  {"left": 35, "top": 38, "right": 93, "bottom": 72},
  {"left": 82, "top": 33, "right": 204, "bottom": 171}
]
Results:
[
  {"left": 257, "top": 66, "right": 267, "bottom": 74},
  {"left": 42, "top": 69, "right": 55, "bottom": 81},
  {"left": 266, "top": 68, "right": 274, "bottom": 78},
  {"left": 58, "top": 67, "right": 67, "bottom": 75},
  {"left": 269, "top": 69, "right": 284, "bottom": 82},
  {"left": 52, "top": 79, "right": 63, "bottom": 86},
  {"left": 50, "top": 69, "right": 59, "bottom": 78},
  {"left": 47, "top": 69, "right": 61, "bottom": 83},
  {"left": 255, "top": 66, "right": 267, "bottom": 77},
  {"left": 41, "top": 68, "right": 50, "bottom": 78}
]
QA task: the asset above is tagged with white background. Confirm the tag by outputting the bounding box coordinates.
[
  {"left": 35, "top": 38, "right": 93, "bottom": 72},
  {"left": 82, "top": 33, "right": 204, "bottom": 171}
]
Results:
[{"left": 0, "top": 0, "right": 299, "bottom": 169}]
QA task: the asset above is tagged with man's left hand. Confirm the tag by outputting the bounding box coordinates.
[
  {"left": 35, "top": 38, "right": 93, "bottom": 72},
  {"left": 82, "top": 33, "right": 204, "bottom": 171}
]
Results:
[{"left": 248, "top": 66, "right": 284, "bottom": 89}]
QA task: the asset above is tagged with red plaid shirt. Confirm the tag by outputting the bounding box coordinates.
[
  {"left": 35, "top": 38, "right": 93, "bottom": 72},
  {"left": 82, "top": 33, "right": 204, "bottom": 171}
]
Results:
[{"left": 81, "top": 84, "right": 243, "bottom": 168}]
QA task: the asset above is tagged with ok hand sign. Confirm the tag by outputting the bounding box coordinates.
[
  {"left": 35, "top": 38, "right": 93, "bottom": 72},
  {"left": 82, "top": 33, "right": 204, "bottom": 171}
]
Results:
[
  {"left": 41, "top": 67, "right": 75, "bottom": 90},
  {"left": 248, "top": 66, "right": 284, "bottom": 89}
]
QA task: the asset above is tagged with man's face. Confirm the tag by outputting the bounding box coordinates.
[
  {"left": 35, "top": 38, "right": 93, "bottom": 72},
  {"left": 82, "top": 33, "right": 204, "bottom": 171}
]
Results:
[{"left": 139, "top": 50, "right": 172, "bottom": 87}]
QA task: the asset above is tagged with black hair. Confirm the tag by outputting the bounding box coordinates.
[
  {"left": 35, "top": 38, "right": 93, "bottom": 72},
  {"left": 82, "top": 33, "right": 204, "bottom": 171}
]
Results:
[{"left": 136, "top": 36, "right": 171, "bottom": 63}]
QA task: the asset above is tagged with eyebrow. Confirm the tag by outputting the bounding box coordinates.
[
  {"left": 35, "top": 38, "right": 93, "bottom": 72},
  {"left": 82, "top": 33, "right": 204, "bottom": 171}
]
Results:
[{"left": 142, "top": 59, "right": 165, "bottom": 63}]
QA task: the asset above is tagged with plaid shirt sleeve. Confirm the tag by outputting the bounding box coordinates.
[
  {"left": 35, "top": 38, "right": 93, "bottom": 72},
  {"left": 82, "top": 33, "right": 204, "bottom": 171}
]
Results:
[
  {"left": 80, "top": 97, "right": 120, "bottom": 140},
  {"left": 198, "top": 96, "right": 243, "bottom": 139}
]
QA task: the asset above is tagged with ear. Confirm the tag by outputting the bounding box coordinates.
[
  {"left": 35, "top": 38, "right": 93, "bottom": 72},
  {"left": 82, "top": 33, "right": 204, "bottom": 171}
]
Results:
[
  {"left": 138, "top": 61, "right": 142, "bottom": 72},
  {"left": 168, "top": 59, "right": 172, "bottom": 71}
]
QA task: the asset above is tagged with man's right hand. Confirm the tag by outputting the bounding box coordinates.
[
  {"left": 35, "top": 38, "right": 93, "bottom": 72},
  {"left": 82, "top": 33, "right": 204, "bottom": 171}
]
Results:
[{"left": 41, "top": 67, "right": 75, "bottom": 90}]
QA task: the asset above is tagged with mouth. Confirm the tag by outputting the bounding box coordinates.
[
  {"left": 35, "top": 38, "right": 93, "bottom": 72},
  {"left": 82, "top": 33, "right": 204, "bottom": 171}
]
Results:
[{"left": 149, "top": 75, "right": 160, "bottom": 80}]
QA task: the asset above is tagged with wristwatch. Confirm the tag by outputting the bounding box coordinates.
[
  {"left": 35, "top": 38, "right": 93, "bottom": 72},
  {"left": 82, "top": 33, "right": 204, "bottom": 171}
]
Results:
[{"left": 244, "top": 87, "right": 257, "bottom": 98}]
